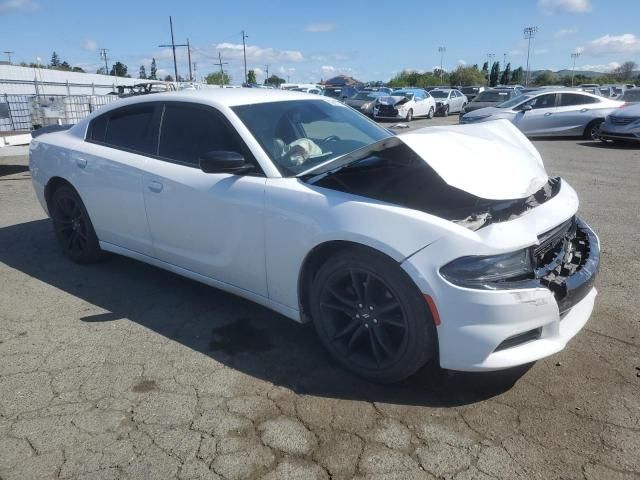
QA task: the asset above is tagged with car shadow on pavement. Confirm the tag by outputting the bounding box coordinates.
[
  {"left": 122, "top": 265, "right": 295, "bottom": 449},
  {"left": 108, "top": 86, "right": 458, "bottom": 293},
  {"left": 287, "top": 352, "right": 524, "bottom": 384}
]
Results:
[
  {"left": 0, "top": 164, "right": 30, "bottom": 177},
  {"left": 0, "top": 218, "right": 531, "bottom": 407},
  {"left": 576, "top": 141, "right": 640, "bottom": 149}
]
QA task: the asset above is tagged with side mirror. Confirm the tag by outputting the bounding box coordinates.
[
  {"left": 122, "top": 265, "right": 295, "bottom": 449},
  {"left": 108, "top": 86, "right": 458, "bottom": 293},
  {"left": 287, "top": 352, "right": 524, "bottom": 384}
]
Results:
[
  {"left": 199, "top": 150, "right": 251, "bottom": 174},
  {"left": 521, "top": 104, "right": 533, "bottom": 112}
]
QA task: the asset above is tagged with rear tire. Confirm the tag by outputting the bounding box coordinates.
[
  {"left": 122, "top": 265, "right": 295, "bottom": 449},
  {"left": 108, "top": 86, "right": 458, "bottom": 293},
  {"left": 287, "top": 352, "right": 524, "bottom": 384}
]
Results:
[
  {"left": 50, "top": 185, "right": 104, "bottom": 264},
  {"left": 427, "top": 107, "right": 434, "bottom": 119},
  {"left": 310, "top": 248, "right": 437, "bottom": 383},
  {"left": 584, "top": 119, "right": 604, "bottom": 140}
]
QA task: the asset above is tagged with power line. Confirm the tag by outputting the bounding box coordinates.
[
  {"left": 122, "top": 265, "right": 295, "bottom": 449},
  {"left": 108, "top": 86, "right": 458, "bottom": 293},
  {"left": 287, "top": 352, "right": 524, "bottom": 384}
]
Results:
[{"left": 523, "top": 26, "right": 538, "bottom": 87}]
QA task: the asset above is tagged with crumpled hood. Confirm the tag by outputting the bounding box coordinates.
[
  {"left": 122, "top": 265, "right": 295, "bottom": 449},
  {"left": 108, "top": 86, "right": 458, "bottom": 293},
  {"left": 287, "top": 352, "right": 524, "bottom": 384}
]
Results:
[
  {"left": 378, "top": 95, "right": 409, "bottom": 106},
  {"left": 397, "top": 119, "right": 548, "bottom": 200}
]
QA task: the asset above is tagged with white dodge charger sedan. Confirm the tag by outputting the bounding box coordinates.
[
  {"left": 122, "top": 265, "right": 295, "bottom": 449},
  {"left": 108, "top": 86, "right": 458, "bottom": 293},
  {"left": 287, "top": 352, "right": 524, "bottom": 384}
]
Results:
[{"left": 29, "top": 89, "right": 599, "bottom": 383}]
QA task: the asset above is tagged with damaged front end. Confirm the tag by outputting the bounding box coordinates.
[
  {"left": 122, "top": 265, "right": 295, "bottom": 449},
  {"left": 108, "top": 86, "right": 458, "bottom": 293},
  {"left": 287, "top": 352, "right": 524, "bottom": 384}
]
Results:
[
  {"left": 375, "top": 95, "right": 409, "bottom": 118},
  {"left": 305, "top": 140, "right": 560, "bottom": 231}
]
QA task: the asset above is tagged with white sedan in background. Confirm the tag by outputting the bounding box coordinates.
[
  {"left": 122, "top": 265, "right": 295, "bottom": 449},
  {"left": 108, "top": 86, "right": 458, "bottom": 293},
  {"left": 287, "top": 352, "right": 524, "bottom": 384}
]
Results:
[
  {"left": 30, "top": 90, "right": 599, "bottom": 383},
  {"left": 461, "top": 89, "right": 623, "bottom": 139},
  {"left": 373, "top": 88, "right": 436, "bottom": 121}
]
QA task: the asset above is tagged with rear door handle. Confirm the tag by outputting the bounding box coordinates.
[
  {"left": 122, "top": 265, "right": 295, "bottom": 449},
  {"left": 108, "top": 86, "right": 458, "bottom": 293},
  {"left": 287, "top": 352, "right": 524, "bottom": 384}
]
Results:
[
  {"left": 580, "top": 108, "right": 588, "bottom": 112},
  {"left": 148, "top": 181, "right": 163, "bottom": 193},
  {"left": 544, "top": 112, "right": 553, "bottom": 116},
  {"left": 76, "top": 157, "right": 87, "bottom": 168}
]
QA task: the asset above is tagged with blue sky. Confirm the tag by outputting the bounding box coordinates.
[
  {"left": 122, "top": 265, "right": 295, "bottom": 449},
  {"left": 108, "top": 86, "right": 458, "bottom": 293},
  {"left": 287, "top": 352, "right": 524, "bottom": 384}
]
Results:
[{"left": 1, "top": 0, "right": 639, "bottom": 83}]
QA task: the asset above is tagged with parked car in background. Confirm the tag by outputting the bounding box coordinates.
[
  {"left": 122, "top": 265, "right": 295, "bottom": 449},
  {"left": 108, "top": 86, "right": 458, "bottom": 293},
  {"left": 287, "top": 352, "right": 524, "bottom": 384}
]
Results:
[
  {"left": 29, "top": 89, "right": 600, "bottom": 383},
  {"left": 460, "top": 90, "right": 623, "bottom": 139},
  {"left": 373, "top": 88, "right": 436, "bottom": 121},
  {"left": 363, "top": 87, "right": 393, "bottom": 94},
  {"left": 429, "top": 88, "right": 468, "bottom": 116},
  {"left": 598, "top": 86, "right": 614, "bottom": 98},
  {"left": 345, "top": 91, "right": 388, "bottom": 117},
  {"left": 577, "top": 86, "right": 602, "bottom": 96},
  {"left": 323, "top": 86, "right": 359, "bottom": 101},
  {"left": 459, "top": 89, "right": 519, "bottom": 118},
  {"left": 598, "top": 102, "right": 640, "bottom": 144},
  {"left": 292, "top": 87, "right": 323, "bottom": 95},
  {"left": 618, "top": 87, "right": 640, "bottom": 104},
  {"left": 459, "top": 86, "right": 486, "bottom": 101}
]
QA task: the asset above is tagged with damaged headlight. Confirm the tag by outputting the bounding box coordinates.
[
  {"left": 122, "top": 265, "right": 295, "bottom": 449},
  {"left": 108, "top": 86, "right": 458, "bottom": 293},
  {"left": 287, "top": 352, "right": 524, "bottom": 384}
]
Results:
[{"left": 440, "top": 249, "right": 533, "bottom": 289}]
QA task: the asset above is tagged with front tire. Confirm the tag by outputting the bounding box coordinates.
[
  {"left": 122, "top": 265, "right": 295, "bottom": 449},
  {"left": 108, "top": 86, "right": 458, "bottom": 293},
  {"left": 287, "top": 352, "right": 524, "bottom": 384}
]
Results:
[
  {"left": 405, "top": 109, "right": 413, "bottom": 122},
  {"left": 50, "top": 185, "right": 104, "bottom": 264},
  {"left": 427, "top": 107, "right": 434, "bottom": 119},
  {"left": 310, "top": 248, "right": 437, "bottom": 383},
  {"left": 442, "top": 105, "right": 449, "bottom": 117},
  {"left": 584, "top": 119, "right": 604, "bottom": 140}
]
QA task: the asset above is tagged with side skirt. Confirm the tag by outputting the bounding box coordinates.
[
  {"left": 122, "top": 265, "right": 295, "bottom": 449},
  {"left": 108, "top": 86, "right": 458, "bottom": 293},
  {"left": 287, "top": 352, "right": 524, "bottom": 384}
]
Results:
[{"left": 99, "top": 241, "right": 303, "bottom": 323}]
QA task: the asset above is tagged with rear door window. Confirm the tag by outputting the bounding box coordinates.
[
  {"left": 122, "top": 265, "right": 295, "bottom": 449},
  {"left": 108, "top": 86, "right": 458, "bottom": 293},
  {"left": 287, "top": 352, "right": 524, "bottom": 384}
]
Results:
[
  {"left": 560, "top": 93, "right": 599, "bottom": 106},
  {"left": 103, "top": 105, "right": 157, "bottom": 153}
]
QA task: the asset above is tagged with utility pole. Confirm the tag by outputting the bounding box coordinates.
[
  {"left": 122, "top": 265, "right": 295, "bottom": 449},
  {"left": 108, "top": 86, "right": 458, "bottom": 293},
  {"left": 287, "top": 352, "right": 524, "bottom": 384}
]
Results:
[
  {"left": 486, "top": 53, "right": 495, "bottom": 85},
  {"left": 438, "top": 46, "right": 446, "bottom": 83},
  {"left": 99, "top": 48, "right": 109, "bottom": 74},
  {"left": 571, "top": 52, "right": 581, "bottom": 87},
  {"left": 523, "top": 26, "right": 538, "bottom": 87},
  {"left": 159, "top": 17, "right": 193, "bottom": 82},
  {"left": 214, "top": 52, "right": 228, "bottom": 86},
  {"left": 3, "top": 51, "right": 14, "bottom": 64},
  {"left": 192, "top": 62, "right": 198, "bottom": 82},
  {"left": 264, "top": 64, "right": 269, "bottom": 84},
  {"left": 242, "top": 30, "right": 249, "bottom": 85}
]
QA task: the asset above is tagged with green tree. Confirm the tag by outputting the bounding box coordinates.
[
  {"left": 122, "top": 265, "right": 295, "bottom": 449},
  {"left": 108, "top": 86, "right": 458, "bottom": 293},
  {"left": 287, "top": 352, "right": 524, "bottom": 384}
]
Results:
[
  {"left": 206, "top": 71, "right": 231, "bottom": 85},
  {"left": 613, "top": 61, "right": 638, "bottom": 82},
  {"left": 500, "top": 62, "right": 511, "bottom": 85},
  {"left": 96, "top": 67, "right": 107, "bottom": 75},
  {"left": 489, "top": 62, "right": 500, "bottom": 87},
  {"left": 535, "top": 70, "right": 557, "bottom": 85},
  {"left": 164, "top": 74, "right": 174, "bottom": 82},
  {"left": 72, "top": 66, "right": 85, "bottom": 73},
  {"left": 150, "top": 58, "right": 158, "bottom": 80},
  {"left": 481, "top": 62, "right": 489, "bottom": 75},
  {"left": 58, "top": 61, "right": 71, "bottom": 71},
  {"left": 247, "top": 69, "right": 257, "bottom": 84},
  {"left": 50, "top": 51, "right": 60, "bottom": 68},
  {"left": 110, "top": 61, "right": 128, "bottom": 77},
  {"left": 449, "top": 65, "right": 486, "bottom": 86},
  {"left": 511, "top": 67, "right": 524, "bottom": 84},
  {"left": 265, "top": 74, "right": 285, "bottom": 87},
  {"left": 139, "top": 65, "right": 147, "bottom": 79}
]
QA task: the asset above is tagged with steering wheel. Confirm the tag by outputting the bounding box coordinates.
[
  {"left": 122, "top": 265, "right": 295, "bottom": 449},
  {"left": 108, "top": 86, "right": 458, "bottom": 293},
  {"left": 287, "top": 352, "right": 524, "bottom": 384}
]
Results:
[{"left": 320, "top": 135, "right": 340, "bottom": 146}]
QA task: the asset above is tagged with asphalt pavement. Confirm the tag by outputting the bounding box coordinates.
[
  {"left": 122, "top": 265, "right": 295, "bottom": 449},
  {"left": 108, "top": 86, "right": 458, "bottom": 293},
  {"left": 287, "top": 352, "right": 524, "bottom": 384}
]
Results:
[{"left": 0, "top": 118, "right": 639, "bottom": 479}]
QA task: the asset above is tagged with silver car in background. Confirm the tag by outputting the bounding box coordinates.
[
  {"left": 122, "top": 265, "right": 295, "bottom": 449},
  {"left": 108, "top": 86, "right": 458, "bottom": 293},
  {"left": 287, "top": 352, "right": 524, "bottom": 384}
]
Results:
[
  {"left": 429, "top": 88, "right": 468, "bottom": 116},
  {"left": 460, "top": 90, "right": 623, "bottom": 139},
  {"left": 598, "top": 102, "right": 640, "bottom": 144},
  {"left": 344, "top": 91, "right": 388, "bottom": 117}
]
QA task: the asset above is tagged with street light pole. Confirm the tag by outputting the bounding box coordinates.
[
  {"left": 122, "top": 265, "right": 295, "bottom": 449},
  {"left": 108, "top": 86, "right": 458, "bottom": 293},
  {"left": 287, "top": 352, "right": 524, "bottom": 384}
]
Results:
[
  {"left": 242, "top": 30, "right": 249, "bottom": 85},
  {"left": 523, "top": 26, "right": 538, "bottom": 87},
  {"left": 3, "top": 51, "right": 14, "bottom": 64},
  {"left": 571, "top": 52, "right": 581, "bottom": 87},
  {"left": 486, "top": 53, "right": 495, "bottom": 85},
  {"left": 438, "top": 46, "right": 446, "bottom": 83}
]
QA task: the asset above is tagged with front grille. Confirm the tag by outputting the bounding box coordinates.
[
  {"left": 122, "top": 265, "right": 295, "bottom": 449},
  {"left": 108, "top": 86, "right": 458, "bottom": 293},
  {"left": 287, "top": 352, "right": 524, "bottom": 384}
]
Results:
[
  {"left": 377, "top": 105, "right": 397, "bottom": 116},
  {"left": 609, "top": 116, "right": 637, "bottom": 125},
  {"left": 535, "top": 218, "right": 596, "bottom": 312}
]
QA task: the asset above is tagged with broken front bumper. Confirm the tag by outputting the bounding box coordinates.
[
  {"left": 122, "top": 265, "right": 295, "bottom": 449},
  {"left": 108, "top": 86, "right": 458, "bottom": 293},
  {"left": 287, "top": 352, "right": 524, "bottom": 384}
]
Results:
[{"left": 402, "top": 214, "right": 600, "bottom": 372}]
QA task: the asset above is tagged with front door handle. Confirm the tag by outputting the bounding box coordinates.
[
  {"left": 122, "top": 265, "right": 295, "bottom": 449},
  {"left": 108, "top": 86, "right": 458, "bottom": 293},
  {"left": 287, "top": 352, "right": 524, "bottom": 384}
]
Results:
[
  {"left": 148, "top": 181, "right": 163, "bottom": 193},
  {"left": 76, "top": 157, "right": 87, "bottom": 169},
  {"left": 580, "top": 108, "right": 588, "bottom": 112},
  {"left": 544, "top": 112, "right": 553, "bottom": 116}
]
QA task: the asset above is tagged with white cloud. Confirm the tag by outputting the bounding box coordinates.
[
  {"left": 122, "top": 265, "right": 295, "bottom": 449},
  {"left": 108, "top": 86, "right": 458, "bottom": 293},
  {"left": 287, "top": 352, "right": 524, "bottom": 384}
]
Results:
[
  {"left": 321, "top": 65, "right": 336, "bottom": 74},
  {"left": 578, "top": 62, "right": 621, "bottom": 72},
  {"left": 537, "top": 0, "right": 591, "bottom": 14},
  {"left": 555, "top": 27, "right": 578, "bottom": 38},
  {"left": 457, "top": 59, "right": 467, "bottom": 66},
  {"left": 83, "top": 39, "right": 97, "bottom": 51},
  {"left": 215, "top": 42, "right": 304, "bottom": 63},
  {"left": 580, "top": 33, "right": 640, "bottom": 56},
  {"left": 0, "top": 0, "right": 37, "bottom": 13},
  {"left": 305, "top": 23, "right": 336, "bottom": 33}
]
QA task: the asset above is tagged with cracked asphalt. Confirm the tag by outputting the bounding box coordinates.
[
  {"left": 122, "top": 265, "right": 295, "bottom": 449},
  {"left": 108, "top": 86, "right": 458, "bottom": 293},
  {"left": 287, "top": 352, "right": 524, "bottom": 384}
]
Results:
[{"left": 1, "top": 118, "right": 639, "bottom": 480}]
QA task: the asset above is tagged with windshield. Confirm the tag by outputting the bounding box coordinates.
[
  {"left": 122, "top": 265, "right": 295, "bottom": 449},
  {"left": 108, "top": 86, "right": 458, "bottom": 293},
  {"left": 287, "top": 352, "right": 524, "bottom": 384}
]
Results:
[
  {"left": 622, "top": 90, "right": 640, "bottom": 102},
  {"left": 352, "top": 92, "right": 384, "bottom": 100},
  {"left": 461, "top": 87, "right": 479, "bottom": 94},
  {"left": 474, "top": 91, "right": 511, "bottom": 102},
  {"left": 430, "top": 90, "right": 449, "bottom": 98},
  {"left": 495, "top": 94, "right": 531, "bottom": 108},
  {"left": 232, "top": 100, "right": 392, "bottom": 177},
  {"left": 323, "top": 89, "right": 343, "bottom": 98}
]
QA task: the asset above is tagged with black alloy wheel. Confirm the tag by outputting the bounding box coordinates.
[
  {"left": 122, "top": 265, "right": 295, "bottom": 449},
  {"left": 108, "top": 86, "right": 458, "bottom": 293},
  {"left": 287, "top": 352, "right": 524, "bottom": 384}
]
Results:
[
  {"left": 51, "top": 185, "right": 103, "bottom": 264},
  {"left": 310, "top": 248, "right": 436, "bottom": 383}
]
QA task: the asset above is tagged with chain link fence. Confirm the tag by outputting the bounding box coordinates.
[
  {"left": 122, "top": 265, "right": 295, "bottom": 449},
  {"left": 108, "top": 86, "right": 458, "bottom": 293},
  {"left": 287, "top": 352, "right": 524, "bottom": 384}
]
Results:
[{"left": 0, "top": 93, "right": 120, "bottom": 132}]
